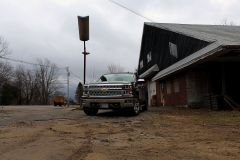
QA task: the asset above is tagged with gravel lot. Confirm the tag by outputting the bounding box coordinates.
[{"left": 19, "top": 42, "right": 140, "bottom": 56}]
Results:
[{"left": 0, "top": 105, "right": 240, "bottom": 160}]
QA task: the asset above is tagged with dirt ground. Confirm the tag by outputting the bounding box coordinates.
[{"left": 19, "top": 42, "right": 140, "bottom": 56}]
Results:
[{"left": 0, "top": 105, "right": 240, "bottom": 160}]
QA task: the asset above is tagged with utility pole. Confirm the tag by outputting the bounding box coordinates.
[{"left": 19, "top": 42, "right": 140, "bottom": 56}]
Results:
[
  {"left": 78, "top": 16, "right": 89, "bottom": 84},
  {"left": 66, "top": 66, "right": 70, "bottom": 107},
  {"left": 83, "top": 41, "right": 89, "bottom": 84}
]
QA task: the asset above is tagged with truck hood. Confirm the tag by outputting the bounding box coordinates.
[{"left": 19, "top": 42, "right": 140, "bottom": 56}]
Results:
[{"left": 86, "top": 81, "right": 132, "bottom": 85}]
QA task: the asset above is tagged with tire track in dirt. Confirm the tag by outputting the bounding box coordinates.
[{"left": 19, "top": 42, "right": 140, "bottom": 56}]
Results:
[{"left": 66, "top": 130, "right": 93, "bottom": 160}]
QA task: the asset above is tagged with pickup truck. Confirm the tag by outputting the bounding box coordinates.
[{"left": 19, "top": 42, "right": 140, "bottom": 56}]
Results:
[{"left": 81, "top": 72, "right": 145, "bottom": 116}]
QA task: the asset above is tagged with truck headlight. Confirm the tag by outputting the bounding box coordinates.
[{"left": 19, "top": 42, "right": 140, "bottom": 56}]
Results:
[
  {"left": 83, "top": 85, "right": 89, "bottom": 96},
  {"left": 123, "top": 85, "right": 133, "bottom": 95},
  {"left": 83, "top": 91, "right": 88, "bottom": 96}
]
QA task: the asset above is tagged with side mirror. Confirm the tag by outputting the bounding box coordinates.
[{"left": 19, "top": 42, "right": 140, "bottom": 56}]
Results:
[
  {"left": 136, "top": 79, "right": 145, "bottom": 88},
  {"left": 137, "top": 79, "right": 145, "bottom": 84}
]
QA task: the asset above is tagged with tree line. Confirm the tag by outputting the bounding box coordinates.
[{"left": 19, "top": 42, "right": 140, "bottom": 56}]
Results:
[
  {"left": 0, "top": 37, "right": 62, "bottom": 105},
  {"left": 1, "top": 36, "right": 131, "bottom": 105}
]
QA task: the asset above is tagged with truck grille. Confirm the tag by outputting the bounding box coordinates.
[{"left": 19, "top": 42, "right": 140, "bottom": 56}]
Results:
[
  {"left": 88, "top": 85, "right": 123, "bottom": 97},
  {"left": 89, "top": 90, "right": 123, "bottom": 96}
]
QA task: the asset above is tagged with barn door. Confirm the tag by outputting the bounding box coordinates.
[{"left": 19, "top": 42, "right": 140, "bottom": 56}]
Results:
[{"left": 148, "top": 81, "right": 156, "bottom": 106}]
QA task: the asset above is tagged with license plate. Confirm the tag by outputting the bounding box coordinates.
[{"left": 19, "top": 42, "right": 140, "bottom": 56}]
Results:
[{"left": 101, "top": 104, "right": 108, "bottom": 108}]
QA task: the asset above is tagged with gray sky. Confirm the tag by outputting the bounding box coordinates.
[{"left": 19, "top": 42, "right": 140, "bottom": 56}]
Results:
[{"left": 0, "top": 0, "right": 239, "bottom": 97}]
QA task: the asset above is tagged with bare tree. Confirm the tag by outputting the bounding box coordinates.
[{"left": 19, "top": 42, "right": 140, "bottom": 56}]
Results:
[
  {"left": 0, "top": 36, "right": 13, "bottom": 105},
  {"left": 0, "top": 62, "right": 12, "bottom": 84},
  {"left": 9, "top": 59, "right": 61, "bottom": 105},
  {"left": 0, "top": 36, "right": 9, "bottom": 57},
  {"left": 107, "top": 64, "right": 125, "bottom": 73},
  {"left": 25, "top": 69, "right": 37, "bottom": 104},
  {"left": 15, "top": 66, "right": 24, "bottom": 104},
  {"left": 220, "top": 18, "right": 237, "bottom": 26},
  {"left": 35, "top": 59, "right": 59, "bottom": 104},
  {"left": 15, "top": 66, "right": 37, "bottom": 105},
  {"left": 0, "top": 37, "right": 12, "bottom": 84}
]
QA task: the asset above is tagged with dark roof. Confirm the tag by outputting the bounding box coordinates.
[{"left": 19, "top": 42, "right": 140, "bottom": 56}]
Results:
[
  {"left": 147, "top": 23, "right": 240, "bottom": 45},
  {"left": 144, "top": 23, "right": 240, "bottom": 81}
]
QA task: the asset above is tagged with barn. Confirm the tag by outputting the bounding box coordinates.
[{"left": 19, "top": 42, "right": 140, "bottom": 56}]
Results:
[{"left": 137, "top": 23, "right": 240, "bottom": 109}]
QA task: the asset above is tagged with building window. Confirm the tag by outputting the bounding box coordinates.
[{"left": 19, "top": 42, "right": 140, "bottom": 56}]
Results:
[
  {"left": 140, "top": 60, "right": 143, "bottom": 69},
  {"left": 166, "top": 81, "right": 172, "bottom": 94},
  {"left": 169, "top": 42, "right": 178, "bottom": 58},
  {"left": 173, "top": 79, "right": 180, "bottom": 93},
  {"left": 147, "top": 51, "right": 152, "bottom": 63}
]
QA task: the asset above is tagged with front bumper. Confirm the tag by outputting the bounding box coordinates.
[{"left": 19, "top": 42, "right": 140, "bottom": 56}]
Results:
[{"left": 81, "top": 97, "right": 138, "bottom": 110}]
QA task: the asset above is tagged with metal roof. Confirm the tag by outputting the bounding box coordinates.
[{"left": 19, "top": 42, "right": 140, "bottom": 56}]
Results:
[
  {"left": 147, "top": 23, "right": 240, "bottom": 45},
  {"left": 147, "top": 23, "right": 240, "bottom": 81}
]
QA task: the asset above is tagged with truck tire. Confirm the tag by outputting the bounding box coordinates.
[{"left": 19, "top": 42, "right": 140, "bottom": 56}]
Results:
[
  {"left": 131, "top": 103, "right": 140, "bottom": 115},
  {"left": 142, "top": 102, "right": 148, "bottom": 111},
  {"left": 83, "top": 108, "right": 98, "bottom": 116},
  {"left": 54, "top": 102, "right": 57, "bottom": 106}
]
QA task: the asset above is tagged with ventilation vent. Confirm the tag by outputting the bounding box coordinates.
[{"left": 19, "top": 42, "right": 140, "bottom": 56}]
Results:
[{"left": 169, "top": 42, "right": 178, "bottom": 58}]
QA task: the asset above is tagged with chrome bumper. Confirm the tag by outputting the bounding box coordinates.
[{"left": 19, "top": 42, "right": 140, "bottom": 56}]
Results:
[{"left": 82, "top": 97, "right": 137, "bottom": 109}]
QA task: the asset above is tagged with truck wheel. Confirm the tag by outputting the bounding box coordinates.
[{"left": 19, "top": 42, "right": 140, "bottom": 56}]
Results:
[
  {"left": 142, "top": 104, "right": 148, "bottom": 111},
  {"left": 54, "top": 102, "right": 57, "bottom": 106},
  {"left": 131, "top": 103, "right": 140, "bottom": 115},
  {"left": 83, "top": 108, "right": 98, "bottom": 116}
]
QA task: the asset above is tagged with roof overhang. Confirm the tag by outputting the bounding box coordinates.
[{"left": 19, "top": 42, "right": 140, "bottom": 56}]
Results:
[
  {"left": 222, "top": 44, "right": 240, "bottom": 49},
  {"left": 152, "top": 42, "right": 223, "bottom": 81},
  {"left": 139, "top": 64, "right": 159, "bottom": 79}
]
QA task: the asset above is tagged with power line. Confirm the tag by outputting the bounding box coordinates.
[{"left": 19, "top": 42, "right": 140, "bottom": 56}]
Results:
[
  {"left": 0, "top": 56, "right": 65, "bottom": 69},
  {"left": 108, "top": 0, "right": 154, "bottom": 22},
  {"left": 52, "top": 82, "right": 68, "bottom": 84},
  {"left": 0, "top": 56, "right": 83, "bottom": 82},
  {"left": 70, "top": 77, "right": 82, "bottom": 81},
  {"left": 69, "top": 70, "right": 82, "bottom": 81},
  {"left": 69, "top": 84, "right": 76, "bottom": 88}
]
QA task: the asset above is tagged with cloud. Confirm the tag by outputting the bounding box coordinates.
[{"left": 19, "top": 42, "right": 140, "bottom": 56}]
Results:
[
  {"left": 0, "top": 0, "right": 239, "bottom": 98},
  {"left": 209, "top": 0, "right": 237, "bottom": 7}
]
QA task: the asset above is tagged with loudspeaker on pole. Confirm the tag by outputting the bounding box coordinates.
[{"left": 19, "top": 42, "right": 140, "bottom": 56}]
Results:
[{"left": 77, "top": 16, "right": 89, "bottom": 41}]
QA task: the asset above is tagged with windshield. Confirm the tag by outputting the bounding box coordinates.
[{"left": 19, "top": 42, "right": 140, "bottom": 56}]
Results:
[{"left": 98, "top": 73, "right": 135, "bottom": 82}]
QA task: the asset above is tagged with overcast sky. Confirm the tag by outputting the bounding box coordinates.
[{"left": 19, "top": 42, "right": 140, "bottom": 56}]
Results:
[{"left": 0, "top": 0, "right": 239, "bottom": 97}]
